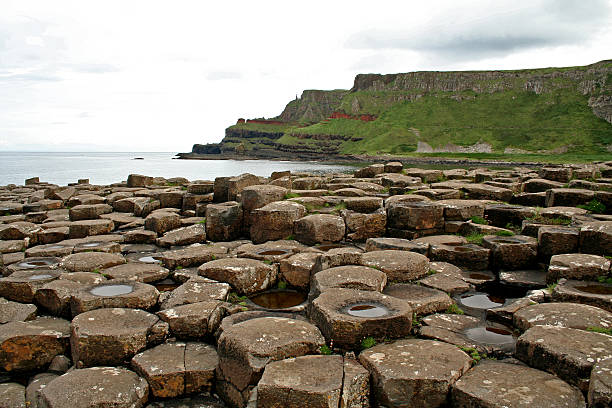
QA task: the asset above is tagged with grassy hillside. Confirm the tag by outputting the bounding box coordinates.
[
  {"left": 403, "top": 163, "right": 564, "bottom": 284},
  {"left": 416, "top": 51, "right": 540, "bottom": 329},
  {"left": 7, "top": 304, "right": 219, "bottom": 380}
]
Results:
[{"left": 217, "top": 61, "right": 612, "bottom": 160}]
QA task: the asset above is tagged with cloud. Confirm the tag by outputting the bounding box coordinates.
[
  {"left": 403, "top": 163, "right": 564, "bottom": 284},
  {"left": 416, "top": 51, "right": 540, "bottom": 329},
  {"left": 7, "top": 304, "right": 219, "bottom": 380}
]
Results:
[
  {"left": 207, "top": 71, "right": 242, "bottom": 80},
  {"left": 0, "top": 71, "right": 62, "bottom": 82},
  {"left": 71, "top": 63, "right": 120, "bottom": 74},
  {"left": 345, "top": 0, "right": 612, "bottom": 61}
]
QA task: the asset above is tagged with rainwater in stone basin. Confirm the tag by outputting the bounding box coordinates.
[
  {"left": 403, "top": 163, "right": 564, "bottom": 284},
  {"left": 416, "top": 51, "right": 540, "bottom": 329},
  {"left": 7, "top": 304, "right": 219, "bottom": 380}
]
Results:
[
  {"left": 90, "top": 284, "right": 134, "bottom": 297},
  {"left": 19, "top": 259, "right": 56, "bottom": 268},
  {"left": 138, "top": 255, "right": 161, "bottom": 264},
  {"left": 345, "top": 303, "right": 389, "bottom": 318},
  {"left": 464, "top": 326, "right": 515, "bottom": 345},
  {"left": 575, "top": 284, "right": 612, "bottom": 295},
  {"left": 249, "top": 290, "right": 307, "bottom": 309},
  {"left": 154, "top": 279, "right": 180, "bottom": 292},
  {"left": 28, "top": 274, "right": 53, "bottom": 280}
]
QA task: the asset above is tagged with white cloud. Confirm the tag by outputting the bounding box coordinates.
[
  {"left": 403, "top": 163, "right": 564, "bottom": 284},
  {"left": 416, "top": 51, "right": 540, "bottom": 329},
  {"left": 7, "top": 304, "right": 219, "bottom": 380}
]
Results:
[{"left": 0, "top": 0, "right": 610, "bottom": 152}]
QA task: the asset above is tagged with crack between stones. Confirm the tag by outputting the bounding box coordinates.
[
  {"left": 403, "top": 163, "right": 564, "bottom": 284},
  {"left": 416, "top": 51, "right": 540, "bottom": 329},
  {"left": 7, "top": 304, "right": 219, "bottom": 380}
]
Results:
[{"left": 338, "top": 355, "right": 345, "bottom": 408}]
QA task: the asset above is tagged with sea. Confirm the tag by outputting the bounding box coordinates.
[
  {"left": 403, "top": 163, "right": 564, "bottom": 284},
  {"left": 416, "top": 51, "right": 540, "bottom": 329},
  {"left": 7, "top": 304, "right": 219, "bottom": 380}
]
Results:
[{"left": 0, "top": 152, "right": 356, "bottom": 186}]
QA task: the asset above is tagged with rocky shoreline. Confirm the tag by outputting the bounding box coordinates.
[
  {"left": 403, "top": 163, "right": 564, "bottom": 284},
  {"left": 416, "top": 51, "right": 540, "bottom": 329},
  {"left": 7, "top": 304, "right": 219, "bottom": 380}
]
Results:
[{"left": 1, "top": 162, "right": 611, "bottom": 407}]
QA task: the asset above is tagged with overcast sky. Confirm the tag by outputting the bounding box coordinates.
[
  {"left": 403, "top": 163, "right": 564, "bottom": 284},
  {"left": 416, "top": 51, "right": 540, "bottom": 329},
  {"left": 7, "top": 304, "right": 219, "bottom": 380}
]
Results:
[{"left": 1, "top": 0, "right": 611, "bottom": 152}]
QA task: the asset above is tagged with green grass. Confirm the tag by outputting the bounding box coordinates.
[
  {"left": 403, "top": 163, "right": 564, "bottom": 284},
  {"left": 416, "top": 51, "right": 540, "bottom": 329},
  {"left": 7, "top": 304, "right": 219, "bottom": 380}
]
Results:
[
  {"left": 277, "top": 280, "right": 287, "bottom": 290},
  {"left": 361, "top": 337, "right": 377, "bottom": 350},
  {"left": 496, "top": 230, "right": 515, "bottom": 237},
  {"left": 320, "top": 345, "right": 333, "bottom": 355},
  {"left": 466, "top": 233, "right": 486, "bottom": 245},
  {"left": 597, "top": 276, "right": 612, "bottom": 285},
  {"left": 587, "top": 326, "right": 612, "bottom": 336},
  {"left": 470, "top": 216, "right": 488, "bottom": 225},
  {"left": 446, "top": 304, "right": 465, "bottom": 315},
  {"left": 284, "top": 192, "right": 301, "bottom": 199},
  {"left": 577, "top": 199, "right": 606, "bottom": 214}
]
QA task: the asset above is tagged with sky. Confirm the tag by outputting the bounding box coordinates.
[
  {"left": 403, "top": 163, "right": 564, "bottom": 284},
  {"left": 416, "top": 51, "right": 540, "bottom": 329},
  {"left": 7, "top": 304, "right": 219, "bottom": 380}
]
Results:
[{"left": 1, "top": 0, "right": 611, "bottom": 152}]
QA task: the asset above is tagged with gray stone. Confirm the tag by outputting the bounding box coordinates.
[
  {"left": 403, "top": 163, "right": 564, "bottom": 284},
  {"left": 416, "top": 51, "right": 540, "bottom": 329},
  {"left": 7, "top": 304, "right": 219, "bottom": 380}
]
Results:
[
  {"left": 198, "top": 258, "right": 276, "bottom": 296},
  {"left": 360, "top": 250, "right": 429, "bottom": 282}
]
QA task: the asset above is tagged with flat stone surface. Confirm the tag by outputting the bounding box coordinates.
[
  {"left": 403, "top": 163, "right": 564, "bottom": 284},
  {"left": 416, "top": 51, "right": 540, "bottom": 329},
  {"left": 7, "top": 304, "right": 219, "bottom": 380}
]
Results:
[
  {"left": 310, "top": 265, "right": 387, "bottom": 300},
  {"left": 70, "top": 280, "right": 159, "bottom": 315},
  {"left": 40, "top": 367, "right": 149, "bottom": 408},
  {"left": 157, "top": 301, "right": 226, "bottom": 339},
  {"left": 310, "top": 288, "right": 412, "bottom": 349},
  {"left": 0, "top": 383, "right": 26, "bottom": 408},
  {"left": 60, "top": 251, "right": 125, "bottom": 272},
  {"left": 364, "top": 237, "right": 424, "bottom": 253},
  {"left": 157, "top": 224, "right": 206, "bottom": 247},
  {"left": 71, "top": 307, "right": 168, "bottom": 367},
  {"left": 359, "top": 339, "right": 472, "bottom": 408},
  {"left": 417, "top": 262, "right": 472, "bottom": 295},
  {"left": 547, "top": 253, "right": 611, "bottom": 282},
  {"left": 552, "top": 279, "right": 612, "bottom": 312},
  {"left": 0, "top": 297, "right": 37, "bottom": 323},
  {"left": 589, "top": 357, "right": 612, "bottom": 408},
  {"left": 513, "top": 302, "right": 612, "bottom": 332},
  {"left": 452, "top": 360, "right": 585, "bottom": 408},
  {"left": 383, "top": 283, "right": 453, "bottom": 315},
  {"left": 198, "top": 258, "right": 276, "bottom": 295},
  {"left": 279, "top": 252, "right": 321, "bottom": 290},
  {"left": 257, "top": 355, "right": 343, "bottom": 408},
  {"left": 158, "top": 245, "right": 228, "bottom": 269},
  {"left": 216, "top": 316, "right": 324, "bottom": 401},
  {"left": 516, "top": 325, "right": 612, "bottom": 392},
  {"left": 360, "top": 250, "right": 429, "bottom": 282},
  {"left": 103, "top": 262, "right": 170, "bottom": 282},
  {"left": 499, "top": 269, "right": 547, "bottom": 289},
  {"left": 430, "top": 243, "right": 490, "bottom": 271},
  {"left": 159, "top": 276, "right": 229, "bottom": 309},
  {"left": 0, "top": 269, "right": 61, "bottom": 302},
  {"left": 0, "top": 316, "right": 70, "bottom": 372}
]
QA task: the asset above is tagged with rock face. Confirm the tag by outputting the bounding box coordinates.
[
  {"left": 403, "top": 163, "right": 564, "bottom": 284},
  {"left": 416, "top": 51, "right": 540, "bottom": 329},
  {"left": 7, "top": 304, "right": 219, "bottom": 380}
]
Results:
[
  {"left": 198, "top": 258, "right": 277, "bottom": 295},
  {"left": 39, "top": 366, "right": 149, "bottom": 408},
  {"left": 294, "top": 214, "right": 346, "bottom": 245},
  {"left": 359, "top": 339, "right": 472, "bottom": 408},
  {"left": 452, "top": 360, "right": 585, "bottom": 408}
]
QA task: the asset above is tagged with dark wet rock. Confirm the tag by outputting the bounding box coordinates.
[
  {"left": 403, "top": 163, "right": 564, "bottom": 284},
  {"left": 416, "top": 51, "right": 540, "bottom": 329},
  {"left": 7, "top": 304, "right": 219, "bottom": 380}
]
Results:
[
  {"left": 359, "top": 339, "right": 472, "bottom": 408},
  {"left": 580, "top": 221, "right": 612, "bottom": 256},
  {"left": 0, "top": 317, "right": 70, "bottom": 372},
  {"left": 481, "top": 235, "right": 538, "bottom": 271},
  {"left": 486, "top": 297, "right": 535, "bottom": 325},
  {"left": 383, "top": 283, "right": 453, "bottom": 315},
  {"left": 360, "top": 250, "right": 429, "bottom": 282},
  {"left": 103, "top": 262, "right": 170, "bottom": 283},
  {"left": 157, "top": 244, "right": 228, "bottom": 269},
  {"left": 538, "top": 226, "right": 580, "bottom": 258},
  {"left": 589, "top": 357, "right": 612, "bottom": 408},
  {"left": 60, "top": 251, "right": 125, "bottom": 272},
  {"left": 310, "top": 288, "right": 412, "bottom": 349},
  {"left": 132, "top": 341, "right": 217, "bottom": 398},
  {"left": 40, "top": 366, "right": 149, "bottom": 408},
  {"left": 249, "top": 201, "right": 306, "bottom": 244},
  {"left": 157, "top": 301, "right": 226, "bottom": 339},
  {"left": 68, "top": 204, "right": 112, "bottom": 221},
  {"left": 0, "top": 297, "right": 37, "bottom": 323},
  {"left": 310, "top": 265, "right": 387, "bottom": 301},
  {"left": 484, "top": 204, "right": 536, "bottom": 228},
  {"left": 71, "top": 308, "right": 168, "bottom": 367},
  {"left": 145, "top": 394, "right": 226, "bottom": 408},
  {"left": 145, "top": 211, "right": 181, "bottom": 236},
  {"left": 157, "top": 224, "right": 206, "bottom": 247},
  {"left": 417, "top": 262, "right": 472, "bottom": 295},
  {"left": 257, "top": 355, "right": 344, "bottom": 408},
  {"left": 499, "top": 269, "right": 547, "bottom": 289},
  {"left": 279, "top": 252, "right": 321, "bottom": 290},
  {"left": 0, "top": 383, "right": 26, "bottom": 408},
  {"left": 216, "top": 316, "right": 324, "bottom": 407},
  {"left": 159, "top": 277, "right": 230, "bottom": 310},
  {"left": 294, "top": 214, "right": 345, "bottom": 246},
  {"left": 547, "top": 253, "right": 611, "bottom": 282},
  {"left": 198, "top": 258, "right": 276, "bottom": 296},
  {"left": 552, "top": 279, "right": 612, "bottom": 312},
  {"left": 68, "top": 218, "right": 114, "bottom": 238},
  {"left": 70, "top": 280, "right": 159, "bottom": 315},
  {"left": 516, "top": 325, "right": 612, "bottom": 392},
  {"left": 0, "top": 270, "right": 60, "bottom": 302},
  {"left": 451, "top": 360, "right": 585, "bottom": 408},
  {"left": 430, "top": 243, "right": 490, "bottom": 271},
  {"left": 206, "top": 202, "right": 243, "bottom": 242},
  {"left": 513, "top": 302, "right": 612, "bottom": 332}
]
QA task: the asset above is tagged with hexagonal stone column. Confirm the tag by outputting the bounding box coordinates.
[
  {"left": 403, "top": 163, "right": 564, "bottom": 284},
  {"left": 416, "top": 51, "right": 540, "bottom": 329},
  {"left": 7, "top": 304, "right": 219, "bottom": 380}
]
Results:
[
  {"left": 206, "top": 201, "right": 243, "bottom": 242},
  {"left": 0, "top": 317, "right": 70, "bottom": 372},
  {"left": 452, "top": 361, "right": 585, "bottom": 408},
  {"left": 39, "top": 367, "right": 149, "bottom": 408},
  {"left": 69, "top": 219, "right": 114, "bottom": 239},
  {"left": 198, "top": 258, "right": 277, "bottom": 295},
  {"left": 383, "top": 283, "right": 453, "bottom": 315},
  {"left": 513, "top": 302, "right": 612, "bottom": 332},
  {"left": 60, "top": 251, "right": 125, "bottom": 272},
  {"left": 580, "top": 221, "right": 612, "bottom": 256},
  {"left": 257, "top": 355, "right": 343, "bottom": 408},
  {"left": 516, "top": 325, "right": 612, "bottom": 392},
  {"left": 0, "top": 269, "right": 60, "bottom": 302},
  {"left": 157, "top": 300, "right": 226, "bottom": 339},
  {"left": 309, "top": 265, "right": 387, "bottom": 300},
  {"left": 481, "top": 235, "right": 538, "bottom": 271},
  {"left": 547, "top": 254, "right": 611, "bottom": 283},
  {"left": 131, "top": 341, "right": 217, "bottom": 398},
  {"left": 589, "top": 358, "right": 612, "bottom": 408},
  {"left": 359, "top": 339, "right": 472, "bottom": 408},
  {"left": 70, "top": 280, "right": 159, "bottom": 315},
  {"left": 250, "top": 201, "right": 306, "bottom": 244},
  {"left": 360, "top": 250, "right": 429, "bottom": 282},
  {"left": 309, "top": 288, "right": 413, "bottom": 349},
  {"left": 71, "top": 308, "right": 168, "bottom": 367},
  {"left": 294, "top": 214, "right": 345, "bottom": 246},
  {"left": 144, "top": 211, "right": 181, "bottom": 235},
  {"left": 216, "top": 316, "right": 324, "bottom": 408}
]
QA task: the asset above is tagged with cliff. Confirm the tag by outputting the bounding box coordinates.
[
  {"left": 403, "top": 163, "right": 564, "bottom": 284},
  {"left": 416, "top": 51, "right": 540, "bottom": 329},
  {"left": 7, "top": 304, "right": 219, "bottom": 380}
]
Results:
[{"left": 190, "top": 60, "right": 612, "bottom": 159}]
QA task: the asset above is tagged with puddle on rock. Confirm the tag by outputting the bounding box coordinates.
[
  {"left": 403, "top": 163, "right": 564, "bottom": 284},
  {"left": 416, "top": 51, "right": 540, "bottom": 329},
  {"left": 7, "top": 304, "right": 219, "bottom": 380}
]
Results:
[
  {"left": 465, "top": 326, "right": 515, "bottom": 345},
  {"left": 316, "top": 244, "right": 345, "bottom": 251},
  {"left": 257, "top": 250, "right": 290, "bottom": 256},
  {"left": 81, "top": 242, "right": 102, "bottom": 248},
  {"left": 46, "top": 245, "right": 65, "bottom": 250},
  {"left": 468, "top": 273, "right": 494, "bottom": 280},
  {"left": 345, "top": 303, "right": 389, "bottom": 318},
  {"left": 28, "top": 274, "right": 53, "bottom": 280},
  {"left": 575, "top": 285, "right": 612, "bottom": 295},
  {"left": 459, "top": 293, "right": 505, "bottom": 310},
  {"left": 249, "top": 291, "right": 307, "bottom": 309},
  {"left": 19, "top": 259, "right": 55, "bottom": 268},
  {"left": 90, "top": 284, "right": 134, "bottom": 297},
  {"left": 138, "top": 256, "right": 161, "bottom": 264}
]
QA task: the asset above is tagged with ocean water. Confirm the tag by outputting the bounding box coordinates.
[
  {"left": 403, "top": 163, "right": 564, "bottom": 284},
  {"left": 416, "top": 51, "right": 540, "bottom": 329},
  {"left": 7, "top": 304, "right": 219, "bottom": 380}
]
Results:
[{"left": 0, "top": 152, "right": 356, "bottom": 186}]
